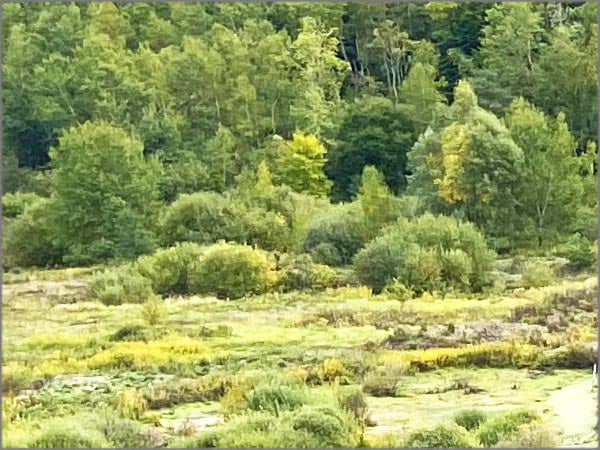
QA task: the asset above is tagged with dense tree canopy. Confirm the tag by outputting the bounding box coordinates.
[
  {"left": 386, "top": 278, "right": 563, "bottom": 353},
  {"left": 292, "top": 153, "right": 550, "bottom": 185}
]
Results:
[{"left": 2, "top": 2, "right": 597, "bottom": 268}]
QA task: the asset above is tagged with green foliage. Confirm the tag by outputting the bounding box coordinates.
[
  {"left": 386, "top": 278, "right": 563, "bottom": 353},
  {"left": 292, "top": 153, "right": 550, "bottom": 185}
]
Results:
[
  {"left": 473, "top": 3, "right": 543, "bottom": 113},
  {"left": 159, "top": 192, "right": 291, "bottom": 251},
  {"left": 278, "top": 253, "right": 336, "bottom": 291},
  {"left": 304, "top": 203, "right": 365, "bottom": 266},
  {"left": 407, "top": 81, "right": 527, "bottom": 244},
  {"left": 159, "top": 192, "right": 230, "bottom": 246},
  {"left": 559, "top": 234, "right": 597, "bottom": 271},
  {"left": 188, "top": 242, "right": 278, "bottom": 299},
  {"left": 354, "top": 214, "right": 494, "bottom": 293},
  {"left": 2, "top": 192, "right": 41, "bottom": 218},
  {"left": 275, "top": 132, "right": 332, "bottom": 197},
  {"left": 506, "top": 98, "right": 585, "bottom": 246},
  {"left": 109, "top": 325, "right": 149, "bottom": 342},
  {"left": 141, "top": 296, "right": 165, "bottom": 327},
  {"left": 521, "top": 261, "right": 555, "bottom": 288},
  {"left": 454, "top": 409, "right": 488, "bottom": 431},
  {"left": 50, "top": 121, "right": 160, "bottom": 264},
  {"left": 405, "top": 423, "right": 479, "bottom": 448},
  {"left": 328, "top": 95, "right": 415, "bottom": 201},
  {"left": 2, "top": 197, "right": 63, "bottom": 269},
  {"left": 89, "top": 266, "right": 154, "bottom": 306},
  {"left": 244, "top": 380, "right": 306, "bottom": 415},
  {"left": 288, "top": 404, "right": 357, "bottom": 448},
  {"left": 477, "top": 410, "right": 539, "bottom": 447},
  {"left": 114, "top": 389, "right": 148, "bottom": 420},
  {"left": 135, "top": 243, "right": 206, "bottom": 295},
  {"left": 357, "top": 165, "right": 399, "bottom": 240},
  {"left": 94, "top": 413, "right": 147, "bottom": 448},
  {"left": 27, "top": 417, "right": 108, "bottom": 448}
]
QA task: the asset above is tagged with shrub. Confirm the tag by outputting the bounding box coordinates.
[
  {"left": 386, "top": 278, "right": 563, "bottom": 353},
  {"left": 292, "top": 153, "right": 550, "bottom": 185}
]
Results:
[
  {"left": 319, "top": 358, "right": 347, "bottom": 382},
  {"left": 560, "top": 233, "right": 596, "bottom": 271},
  {"left": 141, "top": 296, "right": 166, "bottom": 327},
  {"left": 454, "top": 409, "right": 487, "bottom": 431},
  {"left": 477, "top": 410, "right": 539, "bottom": 447},
  {"left": 176, "top": 430, "right": 223, "bottom": 448},
  {"left": 441, "top": 249, "right": 473, "bottom": 291},
  {"left": 304, "top": 203, "right": 365, "bottom": 266},
  {"left": 188, "top": 242, "right": 278, "bottom": 299},
  {"left": 94, "top": 413, "right": 146, "bottom": 448},
  {"left": 311, "top": 242, "right": 343, "bottom": 266},
  {"left": 110, "top": 325, "right": 149, "bottom": 342},
  {"left": 135, "top": 243, "right": 206, "bottom": 295},
  {"left": 159, "top": 191, "right": 229, "bottom": 246},
  {"left": 507, "top": 422, "right": 561, "bottom": 448},
  {"left": 114, "top": 389, "right": 148, "bottom": 420},
  {"left": 89, "top": 266, "right": 154, "bottom": 306},
  {"left": 521, "top": 261, "right": 554, "bottom": 288},
  {"left": 2, "top": 192, "right": 41, "bottom": 218},
  {"left": 278, "top": 253, "right": 337, "bottom": 291},
  {"left": 383, "top": 279, "right": 414, "bottom": 301},
  {"left": 288, "top": 405, "right": 357, "bottom": 448},
  {"left": 224, "top": 202, "right": 291, "bottom": 251},
  {"left": 159, "top": 192, "right": 291, "bottom": 251},
  {"left": 405, "top": 423, "right": 479, "bottom": 448},
  {"left": 144, "top": 374, "right": 234, "bottom": 408},
  {"left": 338, "top": 389, "right": 368, "bottom": 422},
  {"left": 28, "top": 418, "right": 108, "bottom": 448},
  {"left": 363, "top": 374, "right": 399, "bottom": 397},
  {"left": 244, "top": 380, "right": 306, "bottom": 415},
  {"left": 2, "top": 197, "right": 63, "bottom": 269},
  {"left": 354, "top": 214, "right": 494, "bottom": 293},
  {"left": 353, "top": 233, "right": 409, "bottom": 293}
]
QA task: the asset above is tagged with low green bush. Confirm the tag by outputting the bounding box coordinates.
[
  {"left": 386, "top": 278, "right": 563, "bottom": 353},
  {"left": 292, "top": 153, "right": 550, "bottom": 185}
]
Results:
[
  {"left": 2, "top": 197, "right": 63, "bottom": 269},
  {"left": 521, "top": 261, "right": 554, "bottom": 288},
  {"left": 159, "top": 192, "right": 291, "bottom": 251},
  {"left": 278, "top": 253, "right": 337, "bottom": 291},
  {"left": 27, "top": 418, "right": 108, "bottom": 448},
  {"left": 135, "top": 242, "right": 206, "bottom": 295},
  {"left": 244, "top": 380, "right": 306, "bottom": 415},
  {"left": 477, "top": 409, "right": 539, "bottom": 447},
  {"left": 405, "top": 423, "right": 479, "bottom": 448},
  {"left": 354, "top": 214, "right": 494, "bottom": 293},
  {"left": 89, "top": 266, "right": 154, "bottom": 306},
  {"left": 287, "top": 404, "right": 357, "bottom": 448},
  {"left": 454, "top": 409, "right": 487, "bottom": 431},
  {"left": 143, "top": 374, "right": 234, "bottom": 408},
  {"left": 304, "top": 203, "right": 365, "bottom": 266},
  {"left": 94, "top": 413, "right": 146, "bottom": 448},
  {"left": 188, "top": 242, "right": 278, "bottom": 299},
  {"left": 560, "top": 233, "right": 596, "bottom": 271},
  {"left": 109, "top": 325, "right": 149, "bottom": 342}
]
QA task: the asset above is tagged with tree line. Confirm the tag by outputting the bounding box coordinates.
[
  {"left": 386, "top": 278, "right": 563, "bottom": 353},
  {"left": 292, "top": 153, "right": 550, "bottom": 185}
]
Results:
[{"left": 2, "top": 2, "right": 597, "bottom": 269}]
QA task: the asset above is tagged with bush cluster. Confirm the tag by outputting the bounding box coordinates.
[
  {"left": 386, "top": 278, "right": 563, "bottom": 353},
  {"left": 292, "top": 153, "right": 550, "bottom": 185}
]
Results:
[
  {"left": 91, "top": 242, "right": 279, "bottom": 303},
  {"left": 2, "top": 197, "right": 63, "bottom": 269},
  {"left": 354, "top": 214, "right": 494, "bottom": 293},
  {"left": 304, "top": 203, "right": 366, "bottom": 266},
  {"left": 89, "top": 266, "right": 154, "bottom": 306},
  {"left": 405, "top": 423, "right": 479, "bottom": 448},
  {"left": 159, "top": 192, "right": 290, "bottom": 251}
]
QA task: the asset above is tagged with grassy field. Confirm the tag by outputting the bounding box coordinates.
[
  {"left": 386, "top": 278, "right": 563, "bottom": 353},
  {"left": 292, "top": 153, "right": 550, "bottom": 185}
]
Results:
[{"left": 2, "top": 267, "right": 598, "bottom": 448}]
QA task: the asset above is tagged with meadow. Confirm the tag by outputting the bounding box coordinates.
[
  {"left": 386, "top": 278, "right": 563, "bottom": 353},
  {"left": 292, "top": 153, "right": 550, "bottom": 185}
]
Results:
[
  {"left": 2, "top": 261, "right": 597, "bottom": 448},
  {"left": 3, "top": 2, "right": 599, "bottom": 448}
]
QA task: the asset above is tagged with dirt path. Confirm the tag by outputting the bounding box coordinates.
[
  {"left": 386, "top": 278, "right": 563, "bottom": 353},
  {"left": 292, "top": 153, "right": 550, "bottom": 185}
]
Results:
[{"left": 547, "top": 376, "right": 597, "bottom": 447}]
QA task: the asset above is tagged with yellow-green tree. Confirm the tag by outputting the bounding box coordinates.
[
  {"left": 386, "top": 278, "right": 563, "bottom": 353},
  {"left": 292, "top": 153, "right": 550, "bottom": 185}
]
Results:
[{"left": 275, "top": 132, "right": 332, "bottom": 197}]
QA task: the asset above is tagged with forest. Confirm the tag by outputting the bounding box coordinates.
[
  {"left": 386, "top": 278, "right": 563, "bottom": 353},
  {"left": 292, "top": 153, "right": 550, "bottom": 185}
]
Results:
[{"left": 2, "top": 2, "right": 599, "bottom": 448}]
